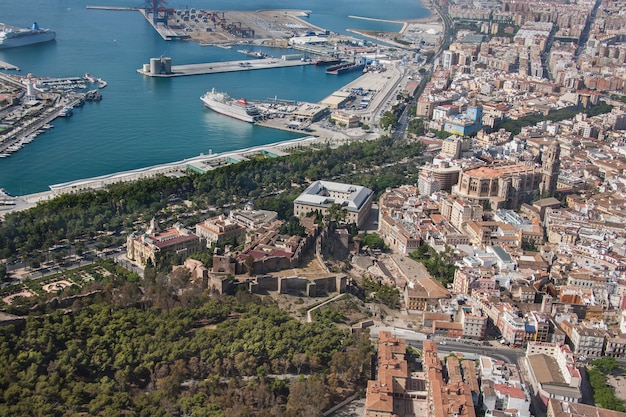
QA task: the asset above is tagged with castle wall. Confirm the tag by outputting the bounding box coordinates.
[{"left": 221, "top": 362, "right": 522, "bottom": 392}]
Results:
[
  {"left": 213, "top": 254, "right": 236, "bottom": 275},
  {"left": 255, "top": 274, "right": 279, "bottom": 292},
  {"left": 279, "top": 277, "right": 309, "bottom": 294},
  {"left": 209, "top": 276, "right": 234, "bottom": 295},
  {"left": 248, "top": 273, "right": 347, "bottom": 297},
  {"left": 237, "top": 229, "right": 317, "bottom": 275}
]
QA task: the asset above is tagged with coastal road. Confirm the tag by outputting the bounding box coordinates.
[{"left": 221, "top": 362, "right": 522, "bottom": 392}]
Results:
[
  {"left": 368, "top": 66, "right": 405, "bottom": 127},
  {"left": 393, "top": 96, "right": 411, "bottom": 141},
  {"left": 430, "top": 1, "right": 452, "bottom": 64}
]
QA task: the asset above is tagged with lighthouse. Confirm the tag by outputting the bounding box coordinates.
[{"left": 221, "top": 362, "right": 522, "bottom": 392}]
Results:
[{"left": 24, "top": 74, "right": 39, "bottom": 101}]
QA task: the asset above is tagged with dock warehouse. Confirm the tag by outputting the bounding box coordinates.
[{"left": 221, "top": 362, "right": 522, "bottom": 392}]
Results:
[
  {"left": 288, "top": 35, "right": 329, "bottom": 46},
  {"left": 290, "top": 102, "right": 329, "bottom": 123},
  {"left": 320, "top": 90, "right": 353, "bottom": 109}
]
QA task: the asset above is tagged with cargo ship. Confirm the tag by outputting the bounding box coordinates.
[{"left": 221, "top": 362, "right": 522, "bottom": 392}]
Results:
[
  {"left": 0, "top": 22, "right": 56, "bottom": 49},
  {"left": 326, "top": 62, "right": 366, "bottom": 75},
  {"left": 200, "top": 88, "right": 262, "bottom": 123},
  {"left": 313, "top": 58, "right": 342, "bottom": 66}
]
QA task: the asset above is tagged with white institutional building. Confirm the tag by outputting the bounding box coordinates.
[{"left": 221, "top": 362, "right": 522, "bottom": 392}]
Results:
[{"left": 293, "top": 180, "right": 374, "bottom": 227}]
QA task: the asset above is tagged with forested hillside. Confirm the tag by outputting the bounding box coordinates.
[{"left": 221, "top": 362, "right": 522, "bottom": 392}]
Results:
[
  {"left": 0, "top": 136, "right": 421, "bottom": 415},
  {"left": 0, "top": 290, "right": 372, "bottom": 416}
]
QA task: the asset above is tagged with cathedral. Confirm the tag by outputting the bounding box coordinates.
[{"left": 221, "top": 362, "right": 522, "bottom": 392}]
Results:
[{"left": 539, "top": 141, "right": 561, "bottom": 197}]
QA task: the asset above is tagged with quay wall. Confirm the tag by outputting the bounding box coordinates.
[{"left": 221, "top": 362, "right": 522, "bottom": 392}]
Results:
[{"left": 137, "top": 58, "right": 310, "bottom": 77}]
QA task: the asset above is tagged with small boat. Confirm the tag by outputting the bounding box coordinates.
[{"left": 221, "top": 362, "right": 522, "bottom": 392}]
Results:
[
  {"left": 59, "top": 106, "right": 73, "bottom": 117},
  {"left": 6, "top": 144, "right": 22, "bottom": 152},
  {"left": 22, "top": 134, "right": 37, "bottom": 143},
  {"left": 85, "top": 90, "right": 102, "bottom": 101}
]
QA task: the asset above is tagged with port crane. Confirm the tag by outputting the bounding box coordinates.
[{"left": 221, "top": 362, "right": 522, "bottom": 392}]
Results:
[{"left": 143, "top": 0, "right": 174, "bottom": 26}]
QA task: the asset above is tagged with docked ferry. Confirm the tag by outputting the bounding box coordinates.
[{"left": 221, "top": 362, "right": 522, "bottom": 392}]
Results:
[{"left": 201, "top": 88, "right": 262, "bottom": 123}]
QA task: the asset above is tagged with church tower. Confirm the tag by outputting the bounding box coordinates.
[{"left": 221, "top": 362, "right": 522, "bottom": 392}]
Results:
[
  {"left": 540, "top": 141, "right": 560, "bottom": 197},
  {"left": 147, "top": 217, "right": 159, "bottom": 235}
]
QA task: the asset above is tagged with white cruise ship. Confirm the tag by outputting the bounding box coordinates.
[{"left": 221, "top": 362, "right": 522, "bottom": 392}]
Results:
[
  {"left": 200, "top": 88, "right": 262, "bottom": 123},
  {"left": 0, "top": 22, "right": 56, "bottom": 49}
]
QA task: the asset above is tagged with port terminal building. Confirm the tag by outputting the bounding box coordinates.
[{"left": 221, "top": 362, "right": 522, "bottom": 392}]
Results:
[
  {"left": 289, "top": 102, "right": 329, "bottom": 123},
  {"left": 320, "top": 90, "right": 353, "bottom": 109}
]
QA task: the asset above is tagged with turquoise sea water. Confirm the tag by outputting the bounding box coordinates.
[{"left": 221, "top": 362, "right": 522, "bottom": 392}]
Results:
[{"left": 0, "top": 0, "right": 429, "bottom": 195}]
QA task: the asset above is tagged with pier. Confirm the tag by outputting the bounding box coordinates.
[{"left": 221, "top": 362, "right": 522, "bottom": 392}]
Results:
[
  {"left": 0, "top": 96, "right": 84, "bottom": 156},
  {"left": 138, "top": 9, "right": 189, "bottom": 40},
  {"left": 85, "top": 5, "right": 139, "bottom": 11},
  {"left": 0, "top": 72, "right": 107, "bottom": 157},
  {"left": 137, "top": 57, "right": 311, "bottom": 77},
  {"left": 0, "top": 61, "right": 20, "bottom": 71}
]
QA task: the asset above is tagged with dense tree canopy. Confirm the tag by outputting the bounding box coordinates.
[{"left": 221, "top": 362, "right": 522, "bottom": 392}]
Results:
[
  {"left": 360, "top": 233, "right": 388, "bottom": 251},
  {"left": 587, "top": 366, "right": 625, "bottom": 412},
  {"left": 0, "top": 137, "right": 425, "bottom": 264},
  {"left": 0, "top": 291, "right": 371, "bottom": 416},
  {"left": 499, "top": 102, "right": 613, "bottom": 135},
  {"left": 379, "top": 111, "right": 398, "bottom": 129},
  {"left": 407, "top": 117, "right": 425, "bottom": 135},
  {"left": 590, "top": 357, "right": 621, "bottom": 374},
  {"left": 362, "top": 277, "right": 400, "bottom": 309},
  {"left": 280, "top": 216, "right": 307, "bottom": 237},
  {"left": 409, "top": 245, "right": 457, "bottom": 287}
]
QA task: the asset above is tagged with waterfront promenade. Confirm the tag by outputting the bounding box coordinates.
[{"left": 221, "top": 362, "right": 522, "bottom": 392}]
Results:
[{"left": 0, "top": 133, "right": 373, "bottom": 217}]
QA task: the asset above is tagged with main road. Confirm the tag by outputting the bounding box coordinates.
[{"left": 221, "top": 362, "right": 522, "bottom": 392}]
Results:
[
  {"left": 430, "top": 0, "right": 453, "bottom": 64},
  {"left": 370, "top": 325, "right": 552, "bottom": 417},
  {"left": 370, "top": 325, "right": 525, "bottom": 365}
]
